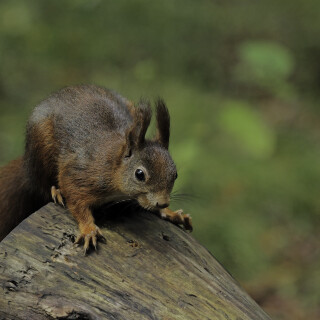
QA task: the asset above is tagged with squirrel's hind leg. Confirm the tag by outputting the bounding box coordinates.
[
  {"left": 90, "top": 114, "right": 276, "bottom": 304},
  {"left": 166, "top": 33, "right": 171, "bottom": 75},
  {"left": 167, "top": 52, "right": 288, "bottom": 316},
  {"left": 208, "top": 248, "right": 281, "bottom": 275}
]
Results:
[{"left": 159, "top": 208, "right": 193, "bottom": 232}]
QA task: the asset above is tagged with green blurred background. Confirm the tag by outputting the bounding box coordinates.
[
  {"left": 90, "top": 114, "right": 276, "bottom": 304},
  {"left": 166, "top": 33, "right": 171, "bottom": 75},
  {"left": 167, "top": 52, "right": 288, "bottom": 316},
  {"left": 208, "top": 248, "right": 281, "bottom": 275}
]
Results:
[{"left": 0, "top": 1, "right": 319, "bottom": 319}]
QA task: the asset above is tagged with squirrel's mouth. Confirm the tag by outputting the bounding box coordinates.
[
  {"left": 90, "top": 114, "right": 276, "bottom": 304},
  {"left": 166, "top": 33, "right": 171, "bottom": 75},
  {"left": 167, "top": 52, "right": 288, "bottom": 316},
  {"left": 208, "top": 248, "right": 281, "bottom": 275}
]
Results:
[{"left": 136, "top": 194, "right": 169, "bottom": 212}]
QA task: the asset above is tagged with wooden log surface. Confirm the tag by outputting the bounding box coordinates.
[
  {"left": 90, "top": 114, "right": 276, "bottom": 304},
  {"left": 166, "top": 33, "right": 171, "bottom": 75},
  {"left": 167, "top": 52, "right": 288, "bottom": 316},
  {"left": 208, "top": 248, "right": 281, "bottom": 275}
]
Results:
[{"left": 0, "top": 203, "right": 271, "bottom": 320}]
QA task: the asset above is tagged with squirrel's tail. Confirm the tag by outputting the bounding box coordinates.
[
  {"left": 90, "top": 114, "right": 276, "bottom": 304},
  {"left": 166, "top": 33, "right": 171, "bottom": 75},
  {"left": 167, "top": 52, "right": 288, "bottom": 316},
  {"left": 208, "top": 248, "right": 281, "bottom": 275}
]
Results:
[{"left": 0, "top": 157, "right": 45, "bottom": 241}]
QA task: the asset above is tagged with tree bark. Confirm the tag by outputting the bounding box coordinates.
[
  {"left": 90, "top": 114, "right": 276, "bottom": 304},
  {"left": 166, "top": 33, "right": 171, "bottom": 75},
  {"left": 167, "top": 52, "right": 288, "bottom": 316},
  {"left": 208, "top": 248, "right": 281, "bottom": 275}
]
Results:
[{"left": 0, "top": 203, "right": 270, "bottom": 320}]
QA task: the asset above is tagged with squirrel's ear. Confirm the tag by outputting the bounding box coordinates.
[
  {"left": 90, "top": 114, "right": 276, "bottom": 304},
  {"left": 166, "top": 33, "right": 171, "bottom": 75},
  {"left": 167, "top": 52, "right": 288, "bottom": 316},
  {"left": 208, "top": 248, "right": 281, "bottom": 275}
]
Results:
[
  {"left": 127, "top": 100, "right": 152, "bottom": 149},
  {"left": 137, "top": 100, "right": 152, "bottom": 145},
  {"left": 154, "top": 99, "right": 170, "bottom": 149}
]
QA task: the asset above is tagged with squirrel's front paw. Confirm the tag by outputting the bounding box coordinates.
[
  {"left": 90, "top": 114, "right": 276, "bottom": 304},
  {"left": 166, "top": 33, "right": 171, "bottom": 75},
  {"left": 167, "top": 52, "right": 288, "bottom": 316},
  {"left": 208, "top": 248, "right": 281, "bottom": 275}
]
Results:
[
  {"left": 51, "top": 186, "right": 65, "bottom": 208},
  {"left": 74, "top": 223, "right": 106, "bottom": 255},
  {"left": 160, "top": 208, "right": 193, "bottom": 232},
  {"left": 180, "top": 211, "right": 193, "bottom": 232},
  {"left": 173, "top": 209, "right": 193, "bottom": 232}
]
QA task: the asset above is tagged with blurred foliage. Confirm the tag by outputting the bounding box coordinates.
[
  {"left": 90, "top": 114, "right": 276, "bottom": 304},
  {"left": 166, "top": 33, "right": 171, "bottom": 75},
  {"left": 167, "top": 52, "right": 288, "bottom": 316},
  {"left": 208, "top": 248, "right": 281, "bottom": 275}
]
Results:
[
  {"left": 218, "top": 101, "right": 276, "bottom": 158},
  {"left": 1, "top": 1, "right": 320, "bottom": 319},
  {"left": 234, "top": 41, "right": 295, "bottom": 97}
]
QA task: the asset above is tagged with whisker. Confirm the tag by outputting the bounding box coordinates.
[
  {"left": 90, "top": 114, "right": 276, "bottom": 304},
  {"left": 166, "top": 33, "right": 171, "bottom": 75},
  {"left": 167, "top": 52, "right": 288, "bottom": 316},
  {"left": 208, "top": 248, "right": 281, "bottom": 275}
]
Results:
[
  {"left": 170, "top": 190, "right": 206, "bottom": 208},
  {"left": 171, "top": 191, "right": 202, "bottom": 200}
]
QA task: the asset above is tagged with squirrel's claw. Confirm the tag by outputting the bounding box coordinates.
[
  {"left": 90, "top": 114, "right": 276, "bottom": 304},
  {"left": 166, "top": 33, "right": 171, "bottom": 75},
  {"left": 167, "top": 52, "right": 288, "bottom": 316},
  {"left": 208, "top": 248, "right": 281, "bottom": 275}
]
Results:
[
  {"left": 182, "top": 213, "right": 193, "bottom": 232},
  {"left": 96, "top": 228, "right": 107, "bottom": 243},
  {"left": 160, "top": 208, "right": 193, "bottom": 232},
  {"left": 51, "top": 186, "right": 65, "bottom": 208},
  {"left": 74, "top": 225, "right": 106, "bottom": 255}
]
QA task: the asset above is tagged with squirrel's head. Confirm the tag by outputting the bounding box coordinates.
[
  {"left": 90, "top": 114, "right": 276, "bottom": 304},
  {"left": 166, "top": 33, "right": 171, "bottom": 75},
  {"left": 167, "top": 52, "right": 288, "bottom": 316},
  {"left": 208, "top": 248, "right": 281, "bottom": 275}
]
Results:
[{"left": 115, "top": 99, "right": 177, "bottom": 211}]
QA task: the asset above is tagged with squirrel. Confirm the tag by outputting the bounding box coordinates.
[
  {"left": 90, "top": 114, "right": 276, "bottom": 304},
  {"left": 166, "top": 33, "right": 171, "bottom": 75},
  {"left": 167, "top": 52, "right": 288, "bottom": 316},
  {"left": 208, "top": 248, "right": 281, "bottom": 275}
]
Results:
[{"left": 0, "top": 85, "right": 192, "bottom": 252}]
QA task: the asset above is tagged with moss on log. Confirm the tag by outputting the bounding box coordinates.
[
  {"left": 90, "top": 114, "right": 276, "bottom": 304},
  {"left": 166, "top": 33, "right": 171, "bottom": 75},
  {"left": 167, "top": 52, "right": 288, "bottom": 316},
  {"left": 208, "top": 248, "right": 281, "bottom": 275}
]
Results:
[{"left": 0, "top": 203, "right": 270, "bottom": 319}]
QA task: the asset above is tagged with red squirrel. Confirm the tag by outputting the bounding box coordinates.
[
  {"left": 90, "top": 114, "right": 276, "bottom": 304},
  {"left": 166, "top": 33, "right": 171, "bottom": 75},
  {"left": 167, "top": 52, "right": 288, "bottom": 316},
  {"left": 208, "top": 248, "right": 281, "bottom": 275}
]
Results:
[{"left": 0, "top": 85, "right": 192, "bottom": 252}]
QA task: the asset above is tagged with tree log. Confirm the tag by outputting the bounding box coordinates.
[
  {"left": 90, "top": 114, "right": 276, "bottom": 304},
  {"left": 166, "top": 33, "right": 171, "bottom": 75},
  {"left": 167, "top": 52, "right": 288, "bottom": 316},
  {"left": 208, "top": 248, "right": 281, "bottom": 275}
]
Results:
[{"left": 0, "top": 203, "right": 270, "bottom": 319}]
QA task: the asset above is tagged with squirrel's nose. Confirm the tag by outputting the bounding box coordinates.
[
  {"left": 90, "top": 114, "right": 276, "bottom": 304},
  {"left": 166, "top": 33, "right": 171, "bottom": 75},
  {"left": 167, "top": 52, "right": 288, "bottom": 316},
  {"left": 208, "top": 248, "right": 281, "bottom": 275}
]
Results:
[{"left": 156, "top": 202, "right": 169, "bottom": 209}]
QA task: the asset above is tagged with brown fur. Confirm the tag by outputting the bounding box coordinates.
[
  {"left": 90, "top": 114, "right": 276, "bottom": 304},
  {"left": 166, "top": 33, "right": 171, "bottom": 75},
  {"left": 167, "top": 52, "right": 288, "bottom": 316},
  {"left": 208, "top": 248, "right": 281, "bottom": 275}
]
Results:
[
  {"left": 0, "top": 158, "right": 45, "bottom": 240},
  {"left": 24, "top": 116, "right": 58, "bottom": 198}
]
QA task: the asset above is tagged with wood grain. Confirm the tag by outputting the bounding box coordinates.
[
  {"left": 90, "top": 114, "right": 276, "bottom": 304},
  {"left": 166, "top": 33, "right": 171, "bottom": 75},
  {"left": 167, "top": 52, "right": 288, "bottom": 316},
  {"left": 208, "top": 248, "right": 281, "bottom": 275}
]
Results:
[{"left": 0, "top": 203, "right": 270, "bottom": 320}]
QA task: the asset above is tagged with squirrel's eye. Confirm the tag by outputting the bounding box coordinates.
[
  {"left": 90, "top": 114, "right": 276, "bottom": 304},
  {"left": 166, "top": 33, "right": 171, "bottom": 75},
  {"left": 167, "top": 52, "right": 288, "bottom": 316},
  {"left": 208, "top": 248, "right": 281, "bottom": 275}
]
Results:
[
  {"left": 135, "top": 169, "right": 145, "bottom": 181},
  {"left": 175, "top": 172, "right": 178, "bottom": 180}
]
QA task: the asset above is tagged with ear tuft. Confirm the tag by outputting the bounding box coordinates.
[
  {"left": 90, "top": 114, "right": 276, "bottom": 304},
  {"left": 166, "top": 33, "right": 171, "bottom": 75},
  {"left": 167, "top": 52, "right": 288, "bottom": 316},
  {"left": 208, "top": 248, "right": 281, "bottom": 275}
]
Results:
[
  {"left": 155, "top": 98, "right": 170, "bottom": 149},
  {"left": 127, "top": 99, "right": 152, "bottom": 148},
  {"left": 136, "top": 99, "right": 152, "bottom": 145}
]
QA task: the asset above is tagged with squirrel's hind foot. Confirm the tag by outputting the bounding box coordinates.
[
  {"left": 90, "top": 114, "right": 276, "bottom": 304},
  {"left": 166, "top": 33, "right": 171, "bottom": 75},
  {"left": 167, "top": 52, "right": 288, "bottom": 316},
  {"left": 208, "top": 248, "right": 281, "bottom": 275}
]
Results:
[
  {"left": 74, "top": 224, "right": 106, "bottom": 255},
  {"left": 160, "top": 208, "right": 193, "bottom": 232},
  {"left": 51, "top": 186, "right": 65, "bottom": 208}
]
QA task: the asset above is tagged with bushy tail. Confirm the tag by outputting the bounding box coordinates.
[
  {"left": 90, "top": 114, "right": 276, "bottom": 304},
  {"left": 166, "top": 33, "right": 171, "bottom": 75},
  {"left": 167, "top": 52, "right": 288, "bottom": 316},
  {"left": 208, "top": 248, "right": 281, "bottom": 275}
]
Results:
[{"left": 0, "top": 157, "right": 44, "bottom": 241}]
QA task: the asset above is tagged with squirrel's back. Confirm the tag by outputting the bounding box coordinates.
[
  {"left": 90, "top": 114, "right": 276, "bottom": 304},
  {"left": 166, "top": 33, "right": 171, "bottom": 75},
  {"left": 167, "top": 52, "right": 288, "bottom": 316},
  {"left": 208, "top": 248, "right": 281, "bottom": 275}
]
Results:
[
  {"left": 29, "top": 85, "right": 134, "bottom": 140},
  {"left": 24, "top": 85, "right": 135, "bottom": 194}
]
